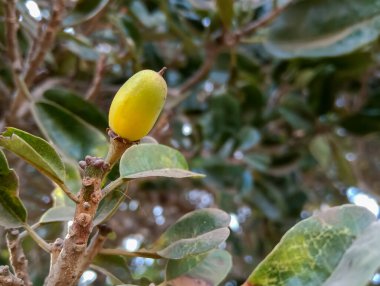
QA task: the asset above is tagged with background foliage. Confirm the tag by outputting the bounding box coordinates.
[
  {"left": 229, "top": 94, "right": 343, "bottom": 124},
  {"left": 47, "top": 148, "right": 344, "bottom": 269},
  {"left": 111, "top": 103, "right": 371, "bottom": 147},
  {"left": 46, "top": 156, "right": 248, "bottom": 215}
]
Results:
[{"left": 1, "top": 0, "right": 380, "bottom": 285}]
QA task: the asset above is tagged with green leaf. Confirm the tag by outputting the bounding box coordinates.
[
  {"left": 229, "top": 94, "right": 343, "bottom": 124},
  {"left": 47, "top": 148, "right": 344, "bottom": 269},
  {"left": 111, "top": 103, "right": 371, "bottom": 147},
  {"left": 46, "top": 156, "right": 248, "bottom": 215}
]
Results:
[
  {"left": 119, "top": 144, "right": 204, "bottom": 179},
  {"left": 91, "top": 264, "right": 124, "bottom": 285},
  {"left": 43, "top": 88, "right": 108, "bottom": 132},
  {"left": 94, "top": 185, "right": 128, "bottom": 225},
  {"left": 237, "top": 127, "right": 261, "bottom": 151},
  {"left": 266, "top": 0, "right": 380, "bottom": 58},
  {"left": 148, "top": 208, "right": 230, "bottom": 259},
  {"left": 63, "top": 0, "right": 110, "bottom": 26},
  {"left": 245, "top": 205, "right": 376, "bottom": 286},
  {"left": 309, "top": 135, "right": 332, "bottom": 169},
  {"left": 166, "top": 249, "right": 232, "bottom": 286},
  {"left": 340, "top": 113, "right": 380, "bottom": 135},
  {"left": 64, "top": 40, "right": 99, "bottom": 61},
  {"left": 216, "top": 0, "right": 233, "bottom": 29},
  {"left": 0, "top": 127, "right": 65, "bottom": 184},
  {"left": 39, "top": 206, "right": 75, "bottom": 224},
  {"left": 0, "top": 150, "right": 27, "bottom": 228},
  {"left": 323, "top": 221, "right": 380, "bottom": 286},
  {"left": 32, "top": 100, "right": 108, "bottom": 161},
  {"left": 329, "top": 138, "right": 356, "bottom": 186},
  {"left": 92, "top": 254, "right": 133, "bottom": 284}
]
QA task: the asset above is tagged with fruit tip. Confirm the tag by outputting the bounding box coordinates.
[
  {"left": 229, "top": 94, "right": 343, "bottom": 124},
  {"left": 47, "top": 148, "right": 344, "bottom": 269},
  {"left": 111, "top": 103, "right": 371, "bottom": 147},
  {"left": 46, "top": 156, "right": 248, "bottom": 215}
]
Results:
[{"left": 158, "top": 67, "right": 167, "bottom": 76}]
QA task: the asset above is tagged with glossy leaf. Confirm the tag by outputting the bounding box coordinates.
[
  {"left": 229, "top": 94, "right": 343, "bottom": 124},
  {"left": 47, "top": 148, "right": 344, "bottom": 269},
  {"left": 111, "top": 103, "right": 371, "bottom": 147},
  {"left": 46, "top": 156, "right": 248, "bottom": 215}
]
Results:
[
  {"left": 148, "top": 208, "right": 230, "bottom": 259},
  {"left": 323, "top": 221, "right": 380, "bottom": 286},
  {"left": 32, "top": 100, "right": 108, "bottom": 161},
  {"left": 94, "top": 185, "right": 128, "bottom": 225},
  {"left": 63, "top": 0, "right": 110, "bottom": 26},
  {"left": 39, "top": 206, "right": 74, "bottom": 224},
  {"left": 0, "top": 127, "right": 65, "bottom": 184},
  {"left": 120, "top": 144, "right": 204, "bottom": 179},
  {"left": 92, "top": 254, "right": 137, "bottom": 284},
  {"left": 166, "top": 249, "right": 232, "bottom": 285},
  {"left": 266, "top": 0, "right": 380, "bottom": 58},
  {"left": 0, "top": 150, "right": 27, "bottom": 228},
  {"left": 92, "top": 264, "right": 124, "bottom": 285},
  {"left": 43, "top": 88, "right": 108, "bottom": 132},
  {"left": 245, "top": 205, "right": 376, "bottom": 286}
]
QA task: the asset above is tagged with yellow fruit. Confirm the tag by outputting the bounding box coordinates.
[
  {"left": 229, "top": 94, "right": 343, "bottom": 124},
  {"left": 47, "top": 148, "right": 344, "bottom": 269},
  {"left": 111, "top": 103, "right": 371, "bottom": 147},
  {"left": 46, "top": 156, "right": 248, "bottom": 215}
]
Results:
[{"left": 109, "top": 70, "right": 167, "bottom": 141}]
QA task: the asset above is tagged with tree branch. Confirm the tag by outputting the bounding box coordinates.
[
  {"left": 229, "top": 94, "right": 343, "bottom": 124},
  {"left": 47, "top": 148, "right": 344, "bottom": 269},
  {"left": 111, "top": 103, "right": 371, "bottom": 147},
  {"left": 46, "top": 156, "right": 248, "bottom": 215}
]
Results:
[
  {"left": 3, "top": 0, "right": 22, "bottom": 71},
  {"left": 235, "top": 1, "right": 292, "bottom": 39},
  {"left": 23, "top": 0, "right": 65, "bottom": 85},
  {"left": 99, "top": 248, "right": 161, "bottom": 259},
  {"left": 23, "top": 223, "right": 50, "bottom": 253},
  {"left": 6, "top": 229, "right": 32, "bottom": 286},
  {"left": 0, "top": 266, "right": 24, "bottom": 286},
  {"left": 45, "top": 134, "right": 132, "bottom": 286},
  {"left": 86, "top": 54, "right": 107, "bottom": 101},
  {"left": 77, "top": 224, "right": 112, "bottom": 277},
  {"left": 49, "top": 238, "right": 63, "bottom": 273},
  {"left": 56, "top": 181, "right": 80, "bottom": 204},
  {"left": 9, "top": 0, "right": 66, "bottom": 117},
  {"left": 168, "top": 44, "right": 219, "bottom": 100},
  {"left": 101, "top": 177, "right": 126, "bottom": 199}
]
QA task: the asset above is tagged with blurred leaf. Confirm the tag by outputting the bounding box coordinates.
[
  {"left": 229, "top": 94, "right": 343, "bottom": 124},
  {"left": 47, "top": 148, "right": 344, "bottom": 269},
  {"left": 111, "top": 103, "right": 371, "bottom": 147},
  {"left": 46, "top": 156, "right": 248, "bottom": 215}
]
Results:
[
  {"left": 267, "top": 152, "right": 301, "bottom": 176},
  {"left": 166, "top": 249, "right": 232, "bottom": 285},
  {"left": 266, "top": 0, "right": 380, "bottom": 58},
  {"left": 278, "top": 107, "right": 313, "bottom": 132},
  {"left": 194, "top": 158, "right": 246, "bottom": 188},
  {"left": 63, "top": 0, "right": 110, "bottom": 26},
  {"left": 32, "top": 100, "right": 108, "bottom": 161},
  {"left": 201, "top": 95, "right": 241, "bottom": 145},
  {"left": 309, "top": 135, "right": 331, "bottom": 169},
  {"left": 216, "top": 0, "right": 233, "bottom": 29},
  {"left": 324, "top": 221, "right": 380, "bottom": 286},
  {"left": 329, "top": 138, "right": 356, "bottom": 186},
  {"left": 245, "top": 205, "right": 376, "bottom": 285},
  {"left": 0, "top": 127, "right": 65, "bottom": 184},
  {"left": 237, "top": 127, "right": 261, "bottom": 151},
  {"left": 64, "top": 40, "right": 99, "bottom": 61},
  {"left": 0, "top": 150, "right": 27, "bottom": 228},
  {"left": 43, "top": 88, "right": 108, "bottom": 132},
  {"left": 147, "top": 208, "right": 230, "bottom": 259},
  {"left": 120, "top": 144, "right": 204, "bottom": 179},
  {"left": 340, "top": 113, "right": 380, "bottom": 135},
  {"left": 243, "top": 153, "right": 271, "bottom": 172},
  {"left": 121, "top": 15, "right": 142, "bottom": 48},
  {"left": 187, "top": 0, "right": 215, "bottom": 11}
]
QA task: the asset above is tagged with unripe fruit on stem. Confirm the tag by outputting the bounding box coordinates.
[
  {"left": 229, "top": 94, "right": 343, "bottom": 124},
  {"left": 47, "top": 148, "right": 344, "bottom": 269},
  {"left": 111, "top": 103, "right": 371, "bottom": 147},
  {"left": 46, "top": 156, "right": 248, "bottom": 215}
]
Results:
[{"left": 108, "top": 69, "right": 167, "bottom": 141}]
